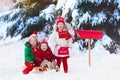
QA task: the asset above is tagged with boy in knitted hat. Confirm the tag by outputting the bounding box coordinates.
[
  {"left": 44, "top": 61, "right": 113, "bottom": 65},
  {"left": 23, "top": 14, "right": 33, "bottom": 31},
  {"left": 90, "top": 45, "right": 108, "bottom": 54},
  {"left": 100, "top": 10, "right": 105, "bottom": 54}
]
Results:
[
  {"left": 48, "top": 16, "right": 73, "bottom": 73},
  {"left": 22, "top": 31, "right": 39, "bottom": 74}
]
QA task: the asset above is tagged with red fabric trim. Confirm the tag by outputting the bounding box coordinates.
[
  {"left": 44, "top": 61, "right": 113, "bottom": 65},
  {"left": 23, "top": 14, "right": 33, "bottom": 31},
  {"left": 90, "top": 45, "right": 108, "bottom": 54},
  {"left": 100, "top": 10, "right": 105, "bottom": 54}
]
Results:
[
  {"left": 57, "top": 31, "right": 71, "bottom": 40},
  {"left": 58, "top": 47, "right": 69, "bottom": 55}
]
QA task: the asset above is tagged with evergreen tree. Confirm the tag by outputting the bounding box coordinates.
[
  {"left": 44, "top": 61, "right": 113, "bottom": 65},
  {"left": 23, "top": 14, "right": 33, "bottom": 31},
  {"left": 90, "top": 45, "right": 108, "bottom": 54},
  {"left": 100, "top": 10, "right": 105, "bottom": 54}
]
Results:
[{"left": 58, "top": 0, "right": 120, "bottom": 53}]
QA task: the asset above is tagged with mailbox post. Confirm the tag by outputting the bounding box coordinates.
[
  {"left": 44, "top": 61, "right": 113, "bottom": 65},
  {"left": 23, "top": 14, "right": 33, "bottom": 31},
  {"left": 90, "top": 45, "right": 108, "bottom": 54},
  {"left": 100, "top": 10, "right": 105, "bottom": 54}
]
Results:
[{"left": 77, "top": 30, "right": 103, "bottom": 66}]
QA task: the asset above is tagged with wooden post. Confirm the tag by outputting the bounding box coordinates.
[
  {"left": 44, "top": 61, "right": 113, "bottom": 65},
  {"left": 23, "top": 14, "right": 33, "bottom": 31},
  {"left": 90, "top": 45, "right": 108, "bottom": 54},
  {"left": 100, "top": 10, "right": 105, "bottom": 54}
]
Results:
[{"left": 88, "top": 39, "right": 91, "bottom": 66}]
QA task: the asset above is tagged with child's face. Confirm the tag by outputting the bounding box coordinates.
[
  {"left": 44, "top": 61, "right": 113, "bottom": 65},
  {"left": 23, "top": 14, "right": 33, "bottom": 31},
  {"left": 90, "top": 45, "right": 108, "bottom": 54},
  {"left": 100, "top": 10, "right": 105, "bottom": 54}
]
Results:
[
  {"left": 41, "top": 43, "right": 48, "bottom": 51},
  {"left": 57, "top": 22, "right": 64, "bottom": 31},
  {"left": 30, "top": 37, "right": 37, "bottom": 46}
]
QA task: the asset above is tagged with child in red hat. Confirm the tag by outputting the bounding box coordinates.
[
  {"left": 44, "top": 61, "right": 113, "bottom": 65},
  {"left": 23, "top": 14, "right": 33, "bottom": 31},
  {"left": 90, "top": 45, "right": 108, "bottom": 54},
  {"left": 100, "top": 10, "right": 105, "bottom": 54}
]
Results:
[
  {"left": 37, "top": 38, "right": 58, "bottom": 71},
  {"left": 22, "top": 31, "right": 39, "bottom": 74},
  {"left": 48, "top": 16, "right": 73, "bottom": 73},
  {"left": 39, "top": 39, "right": 55, "bottom": 62}
]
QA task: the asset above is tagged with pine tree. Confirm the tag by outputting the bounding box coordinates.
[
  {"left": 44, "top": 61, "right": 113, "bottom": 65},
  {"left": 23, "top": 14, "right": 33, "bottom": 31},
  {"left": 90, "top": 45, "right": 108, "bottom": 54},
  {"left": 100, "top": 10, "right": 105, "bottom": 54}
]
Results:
[{"left": 59, "top": 0, "right": 120, "bottom": 53}]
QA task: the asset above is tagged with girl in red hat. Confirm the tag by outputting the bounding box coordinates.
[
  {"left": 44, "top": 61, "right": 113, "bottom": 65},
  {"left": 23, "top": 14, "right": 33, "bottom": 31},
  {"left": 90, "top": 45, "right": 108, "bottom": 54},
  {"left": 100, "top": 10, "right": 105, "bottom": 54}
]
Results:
[
  {"left": 48, "top": 16, "right": 73, "bottom": 73},
  {"left": 22, "top": 31, "right": 40, "bottom": 74}
]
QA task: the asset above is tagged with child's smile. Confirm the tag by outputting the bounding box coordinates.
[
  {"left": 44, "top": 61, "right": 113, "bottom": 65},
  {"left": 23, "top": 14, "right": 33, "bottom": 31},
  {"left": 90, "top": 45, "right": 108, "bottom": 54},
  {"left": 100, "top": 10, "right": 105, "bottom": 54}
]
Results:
[{"left": 41, "top": 43, "right": 48, "bottom": 51}]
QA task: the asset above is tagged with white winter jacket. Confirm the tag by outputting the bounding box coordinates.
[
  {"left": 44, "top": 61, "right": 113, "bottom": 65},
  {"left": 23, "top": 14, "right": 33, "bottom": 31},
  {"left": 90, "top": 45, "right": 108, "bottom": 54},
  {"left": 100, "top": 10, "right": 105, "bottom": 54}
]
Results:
[{"left": 48, "top": 31, "right": 73, "bottom": 57}]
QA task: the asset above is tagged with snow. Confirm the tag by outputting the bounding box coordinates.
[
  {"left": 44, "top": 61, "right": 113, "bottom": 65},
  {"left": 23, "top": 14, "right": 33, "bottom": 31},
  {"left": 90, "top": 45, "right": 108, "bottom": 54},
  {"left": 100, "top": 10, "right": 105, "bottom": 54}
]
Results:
[
  {"left": 0, "top": 9, "right": 27, "bottom": 43},
  {"left": 0, "top": 0, "right": 120, "bottom": 79},
  {"left": 57, "top": 0, "right": 120, "bottom": 29},
  {"left": 91, "top": 12, "right": 107, "bottom": 26},
  {"left": 115, "top": 0, "right": 120, "bottom": 9},
  {"left": 0, "top": 21, "right": 17, "bottom": 39},
  {"left": 39, "top": 4, "right": 56, "bottom": 21},
  {"left": 0, "top": 36, "right": 120, "bottom": 80},
  {"left": 88, "top": 0, "right": 112, "bottom": 5},
  {"left": 100, "top": 34, "right": 113, "bottom": 47},
  {"left": 56, "top": 0, "right": 67, "bottom": 10},
  {"left": 112, "top": 9, "right": 120, "bottom": 21},
  {"left": 79, "top": 12, "right": 91, "bottom": 25},
  {"left": 25, "top": 16, "right": 40, "bottom": 26},
  {"left": 64, "top": 0, "right": 78, "bottom": 11},
  {"left": 72, "top": 9, "right": 79, "bottom": 19}
]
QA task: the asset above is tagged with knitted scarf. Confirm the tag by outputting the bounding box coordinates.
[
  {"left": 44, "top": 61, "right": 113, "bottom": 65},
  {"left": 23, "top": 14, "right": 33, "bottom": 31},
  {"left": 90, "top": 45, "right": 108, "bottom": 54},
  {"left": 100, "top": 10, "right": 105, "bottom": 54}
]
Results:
[{"left": 57, "top": 30, "right": 71, "bottom": 40}]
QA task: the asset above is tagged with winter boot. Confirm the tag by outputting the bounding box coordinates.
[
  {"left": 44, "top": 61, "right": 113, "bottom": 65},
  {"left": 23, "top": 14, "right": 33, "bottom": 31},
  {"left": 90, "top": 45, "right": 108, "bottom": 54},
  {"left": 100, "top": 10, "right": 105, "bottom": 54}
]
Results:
[{"left": 22, "top": 68, "right": 31, "bottom": 74}]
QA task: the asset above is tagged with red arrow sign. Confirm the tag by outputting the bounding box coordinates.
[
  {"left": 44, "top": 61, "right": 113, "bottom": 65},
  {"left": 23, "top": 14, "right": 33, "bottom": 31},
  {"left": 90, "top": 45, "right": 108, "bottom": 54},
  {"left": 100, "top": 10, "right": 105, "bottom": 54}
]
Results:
[{"left": 77, "top": 30, "right": 103, "bottom": 39}]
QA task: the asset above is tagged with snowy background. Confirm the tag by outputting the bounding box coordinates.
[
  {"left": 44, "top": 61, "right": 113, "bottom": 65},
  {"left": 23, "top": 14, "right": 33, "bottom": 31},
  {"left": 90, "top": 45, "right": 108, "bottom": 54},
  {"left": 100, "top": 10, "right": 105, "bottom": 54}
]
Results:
[
  {"left": 0, "top": 0, "right": 120, "bottom": 80},
  {"left": 0, "top": 35, "right": 120, "bottom": 80}
]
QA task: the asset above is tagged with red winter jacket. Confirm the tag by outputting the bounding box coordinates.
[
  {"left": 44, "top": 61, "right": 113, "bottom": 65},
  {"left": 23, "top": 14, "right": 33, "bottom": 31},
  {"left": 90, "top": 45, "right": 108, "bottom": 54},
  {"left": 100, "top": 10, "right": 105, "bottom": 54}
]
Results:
[
  {"left": 32, "top": 46, "right": 55, "bottom": 66},
  {"left": 39, "top": 47, "right": 56, "bottom": 62}
]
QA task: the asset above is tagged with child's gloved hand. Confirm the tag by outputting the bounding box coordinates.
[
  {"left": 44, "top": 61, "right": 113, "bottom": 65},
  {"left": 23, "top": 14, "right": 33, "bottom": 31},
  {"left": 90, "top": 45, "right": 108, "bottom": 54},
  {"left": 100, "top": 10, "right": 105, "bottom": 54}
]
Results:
[
  {"left": 30, "top": 62, "right": 35, "bottom": 67},
  {"left": 32, "top": 46, "right": 38, "bottom": 51}
]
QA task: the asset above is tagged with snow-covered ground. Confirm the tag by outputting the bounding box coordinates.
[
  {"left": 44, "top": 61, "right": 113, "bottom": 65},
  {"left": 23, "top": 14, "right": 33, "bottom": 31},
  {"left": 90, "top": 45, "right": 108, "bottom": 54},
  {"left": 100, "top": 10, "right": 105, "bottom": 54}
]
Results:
[
  {"left": 0, "top": 37, "right": 120, "bottom": 80},
  {"left": 0, "top": 0, "right": 120, "bottom": 79}
]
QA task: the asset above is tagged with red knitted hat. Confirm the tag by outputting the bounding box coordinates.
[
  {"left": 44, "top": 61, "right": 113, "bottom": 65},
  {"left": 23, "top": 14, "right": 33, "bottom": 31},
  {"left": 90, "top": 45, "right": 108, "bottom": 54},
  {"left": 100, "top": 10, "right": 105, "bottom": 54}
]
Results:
[
  {"left": 29, "top": 31, "right": 38, "bottom": 38},
  {"left": 40, "top": 38, "right": 48, "bottom": 45},
  {"left": 56, "top": 16, "right": 65, "bottom": 25},
  {"left": 28, "top": 31, "right": 38, "bottom": 43},
  {"left": 32, "top": 31, "right": 37, "bottom": 35}
]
